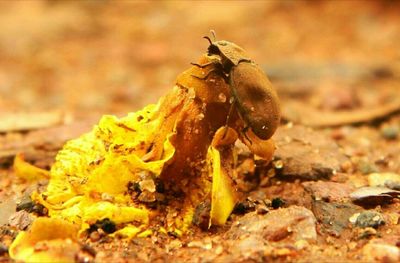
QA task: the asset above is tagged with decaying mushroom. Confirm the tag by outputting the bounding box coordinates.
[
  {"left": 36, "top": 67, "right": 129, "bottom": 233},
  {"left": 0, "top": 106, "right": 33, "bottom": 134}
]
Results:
[{"left": 12, "top": 37, "right": 281, "bottom": 253}]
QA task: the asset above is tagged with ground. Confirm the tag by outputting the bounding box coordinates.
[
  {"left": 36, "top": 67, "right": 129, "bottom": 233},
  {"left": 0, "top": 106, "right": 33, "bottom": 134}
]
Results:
[{"left": 1, "top": 1, "right": 400, "bottom": 262}]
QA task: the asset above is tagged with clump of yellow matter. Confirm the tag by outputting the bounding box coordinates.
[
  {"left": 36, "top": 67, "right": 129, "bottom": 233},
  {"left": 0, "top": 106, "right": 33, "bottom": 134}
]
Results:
[{"left": 11, "top": 54, "right": 276, "bottom": 261}]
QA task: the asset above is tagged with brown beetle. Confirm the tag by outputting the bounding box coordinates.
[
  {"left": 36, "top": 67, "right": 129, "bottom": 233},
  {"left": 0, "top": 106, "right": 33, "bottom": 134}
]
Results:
[{"left": 193, "top": 31, "right": 281, "bottom": 140}]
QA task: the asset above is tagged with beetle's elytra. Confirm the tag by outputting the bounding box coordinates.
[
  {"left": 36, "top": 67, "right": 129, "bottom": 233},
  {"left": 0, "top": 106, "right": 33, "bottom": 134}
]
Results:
[
  {"left": 230, "top": 62, "right": 280, "bottom": 140},
  {"left": 196, "top": 31, "right": 281, "bottom": 140}
]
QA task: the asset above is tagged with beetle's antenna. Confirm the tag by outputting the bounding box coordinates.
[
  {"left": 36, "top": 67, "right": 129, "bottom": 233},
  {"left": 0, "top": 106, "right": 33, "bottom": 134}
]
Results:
[
  {"left": 203, "top": 36, "right": 213, "bottom": 45},
  {"left": 210, "top": 30, "right": 217, "bottom": 41}
]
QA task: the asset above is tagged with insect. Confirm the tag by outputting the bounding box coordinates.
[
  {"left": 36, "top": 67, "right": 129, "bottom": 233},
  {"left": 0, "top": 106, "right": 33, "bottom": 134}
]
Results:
[{"left": 192, "top": 31, "right": 281, "bottom": 140}]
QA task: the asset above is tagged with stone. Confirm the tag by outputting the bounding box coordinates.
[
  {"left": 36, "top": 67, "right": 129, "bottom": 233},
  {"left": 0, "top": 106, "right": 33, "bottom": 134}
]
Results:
[
  {"left": 350, "top": 187, "right": 400, "bottom": 207},
  {"left": 368, "top": 172, "right": 400, "bottom": 190},
  {"left": 380, "top": 125, "right": 399, "bottom": 140},
  {"left": 0, "top": 197, "right": 16, "bottom": 226},
  {"left": 0, "top": 244, "right": 8, "bottom": 256},
  {"left": 303, "top": 181, "right": 354, "bottom": 202},
  {"left": 226, "top": 206, "right": 317, "bottom": 242},
  {"left": 363, "top": 242, "right": 400, "bottom": 263},
  {"left": 352, "top": 211, "right": 385, "bottom": 228},
  {"left": 311, "top": 200, "right": 362, "bottom": 237},
  {"left": 139, "top": 179, "right": 156, "bottom": 193},
  {"left": 273, "top": 125, "right": 348, "bottom": 180},
  {"left": 8, "top": 210, "right": 34, "bottom": 231}
]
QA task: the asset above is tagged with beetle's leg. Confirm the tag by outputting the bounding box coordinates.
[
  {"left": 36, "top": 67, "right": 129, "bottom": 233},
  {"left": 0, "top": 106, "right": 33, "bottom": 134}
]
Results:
[
  {"left": 241, "top": 126, "right": 253, "bottom": 145},
  {"left": 191, "top": 69, "right": 216, "bottom": 80},
  {"left": 238, "top": 58, "right": 252, "bottom": 64},
  {"left": 222, "top": 98, "right": 236, "bottom": 139},
  {"left": 191, "top": 61, "right": 214, "bottom": 68}
]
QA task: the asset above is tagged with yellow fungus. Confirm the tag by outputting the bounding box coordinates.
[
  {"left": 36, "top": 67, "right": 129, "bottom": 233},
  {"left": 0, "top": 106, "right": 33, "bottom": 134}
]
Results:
[
  {"left": 11, "top": 54, "right": 277, "bottom": 260},
  {"left": 13, "top": 153, "right": 50, "bottom": 182},
  {"left": 9, "top": 218, "right": 79, "bottom": 263}
]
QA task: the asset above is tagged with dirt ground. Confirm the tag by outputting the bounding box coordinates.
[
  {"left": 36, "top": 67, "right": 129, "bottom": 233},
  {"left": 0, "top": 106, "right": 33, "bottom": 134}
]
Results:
[{"left": 1, "top": 1, "right": 400, "bottom": 262}]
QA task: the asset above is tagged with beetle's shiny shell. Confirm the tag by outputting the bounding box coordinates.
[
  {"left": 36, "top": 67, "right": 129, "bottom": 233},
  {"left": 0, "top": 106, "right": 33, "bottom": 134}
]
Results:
[
  {"left": 214, "top": 40, "right": 251, "bottom": 66},
  {"left": 230, "top": 62, "right": 281, "bottom": 140}
]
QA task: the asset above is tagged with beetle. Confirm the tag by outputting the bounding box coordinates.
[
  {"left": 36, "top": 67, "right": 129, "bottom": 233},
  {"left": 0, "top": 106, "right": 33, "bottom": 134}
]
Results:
[{"left": 192, "top": 31, "right": 281, "bottom": 140}]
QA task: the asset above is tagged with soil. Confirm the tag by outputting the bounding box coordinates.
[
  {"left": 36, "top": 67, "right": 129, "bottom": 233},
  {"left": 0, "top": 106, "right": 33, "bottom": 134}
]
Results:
[{"left": 1, "top": 1, "right": 400, "bottom": 262}]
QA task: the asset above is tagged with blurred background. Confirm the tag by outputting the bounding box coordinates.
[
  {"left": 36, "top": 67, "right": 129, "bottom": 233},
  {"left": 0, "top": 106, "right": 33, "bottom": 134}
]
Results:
[{"left": 0, "top": 0, "right": 399, "bottom": 121}]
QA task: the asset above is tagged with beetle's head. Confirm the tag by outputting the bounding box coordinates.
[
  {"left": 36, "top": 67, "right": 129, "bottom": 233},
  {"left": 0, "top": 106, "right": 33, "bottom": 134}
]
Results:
[
  {"left": 203, "top": 31, "right": 250, "bottom": 67},
  {"left": 204, "top": 30, "right": 221, "bottom": 56}
]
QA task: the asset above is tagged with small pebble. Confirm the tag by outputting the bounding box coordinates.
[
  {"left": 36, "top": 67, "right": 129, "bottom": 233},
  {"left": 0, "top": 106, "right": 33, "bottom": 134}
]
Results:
[
  {"left": 294, "top": 239, "right": 309, "bottom": 250},
  {"left": 166, "top": 240, "right": 182, "bottom": 252},
  {"left": 357, "top": 227, "right": 377, "bottom": 239},
  {"left": 193, "top": 201, "right": 211, "bottom": 230},
  {"left": 101, "top": 193, "right": 114, "bottom": 202},
  {"left": 75, "top": 251, "right": 94, "bottom": 263},
  {"left": 331, "top": 128, "right": 345, "bottom": 140},
  {"left": 381, "top": 125, "right": 399, "bottom": 140},
  {"left": 256, "top": 205, "right": 269, "bottom": 215},
  {"left": 138, "top": 191, "right": 156, "bottom": 203},
  {"left": 233, "top": 199, "right": 256, "bottom": 215},
  {"left": 368, "top": 172, "right": 400, "bottom": 189},
  {"left": 340, "top": 161, "right": 354, "bottom": 173},
  {"left": 89, "top": 231, "right": 101, "bottom": 242},
  {"left": 81, "top": 244, "right": 96, "bottom": 257},
  {"left": 218, "top": 93, "right": 227, "bottom": 103},
  {"left": 8, "top": 210, "right": 35, "bottom": 230},
  {"left": 357, "top": 160, "right": 379, "bottom": 175},
  {"left": 354, "top": 211, "right": 385, "bottom": 228},
  {"left": 372, "top": 67, "right": 394, "bottom": 79},
  {"left": 350, "top": 186, "right": 400, "bottom": 207},
  {"left": 363, "top": 242, "right": 400, "bottom": 263},
  {"left": 215, "top": 245, "right": 224, "bottom": 255},
  {"left": 89, "top": 219, "right": 116, "bottom": 234},
  {"left": 386, "top": 213, "right": 400, "bottom": 225},
  {"left": 271, "top": 198, "right": 285, "bottom": 209},
  {"left": 0, "top": 244, "right": 8, "bottom": 256},
  {"left": 273, "top": 160, "right": 284, "bottom": 169},
  {"left": 139, "top": 179, "right": 156, "bottom": 193}
]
